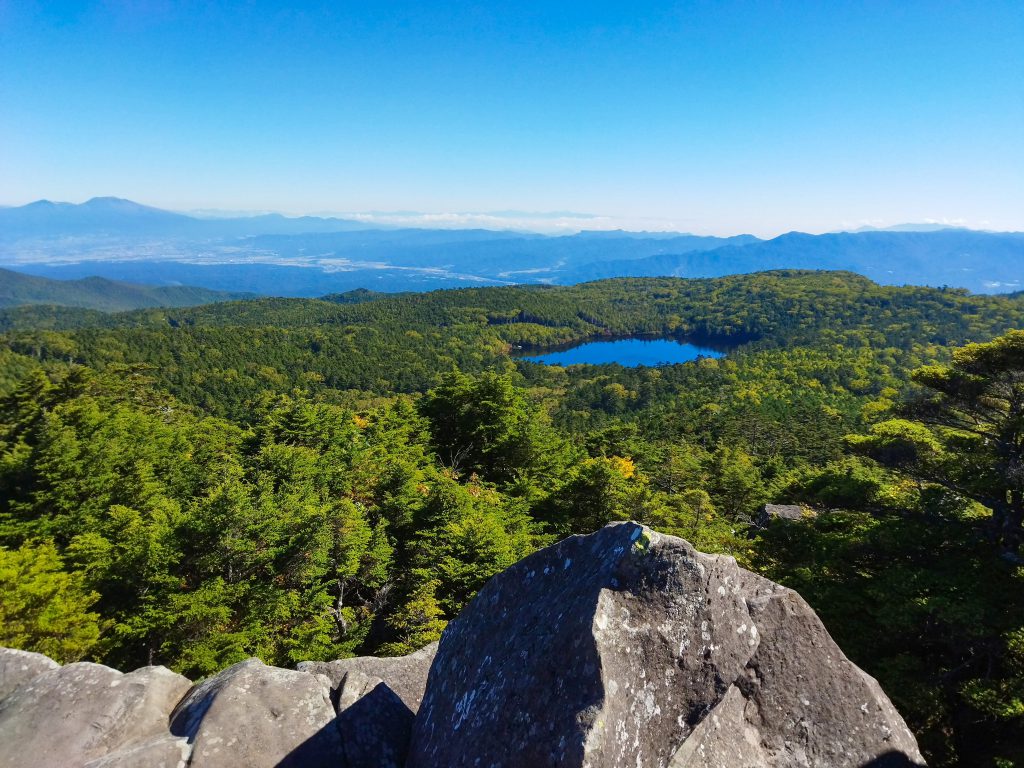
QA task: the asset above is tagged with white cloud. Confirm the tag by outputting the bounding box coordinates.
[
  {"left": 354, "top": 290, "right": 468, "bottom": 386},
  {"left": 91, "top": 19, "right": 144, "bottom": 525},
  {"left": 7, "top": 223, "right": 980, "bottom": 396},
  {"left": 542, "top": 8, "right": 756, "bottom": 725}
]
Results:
[
  {"left": 923, "top": 217, "right": 968, "bottom": 226},
  {"left": 317, "top": 210, "right": 688, "bottom": 235}
]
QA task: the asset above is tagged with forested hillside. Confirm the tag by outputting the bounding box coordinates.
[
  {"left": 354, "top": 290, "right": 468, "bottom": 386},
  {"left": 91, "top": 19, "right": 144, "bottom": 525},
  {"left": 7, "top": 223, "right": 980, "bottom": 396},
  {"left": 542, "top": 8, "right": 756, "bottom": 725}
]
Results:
[
  {"left": 0, "top": 267, "right": 253, "bottom": 311},
  {"left": 2, "top": 270, "right": 1023, "bottom": 765}
]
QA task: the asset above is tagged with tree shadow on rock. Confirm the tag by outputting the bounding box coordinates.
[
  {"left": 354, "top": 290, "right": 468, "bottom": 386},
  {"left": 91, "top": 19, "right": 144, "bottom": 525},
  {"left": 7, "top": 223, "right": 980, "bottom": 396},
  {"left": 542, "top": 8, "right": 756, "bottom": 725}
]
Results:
[
  {"left": 334, "top": 681, "right": 414, "bottom": 768},
  {"left": 860, "top": 752, "right": 927, "bottom": 768},
  {"left": 270, "top": 719, "right": 347, "bottom": 768}
]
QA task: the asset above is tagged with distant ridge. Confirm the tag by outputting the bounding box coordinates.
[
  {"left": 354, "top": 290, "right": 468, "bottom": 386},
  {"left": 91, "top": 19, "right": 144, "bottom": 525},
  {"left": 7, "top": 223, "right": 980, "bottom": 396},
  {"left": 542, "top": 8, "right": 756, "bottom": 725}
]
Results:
[
  {"left": 0, "top": 197, "right": 371, "bottom": 239},
  {"left": 0, "top": 267, "right": 254, "bottom": 311},
  {"left": 320, "top": 288, "right": 402, "bottom": 304},
  {"left": 568, "top": 229, "right": 1024, "bottom": 292}
]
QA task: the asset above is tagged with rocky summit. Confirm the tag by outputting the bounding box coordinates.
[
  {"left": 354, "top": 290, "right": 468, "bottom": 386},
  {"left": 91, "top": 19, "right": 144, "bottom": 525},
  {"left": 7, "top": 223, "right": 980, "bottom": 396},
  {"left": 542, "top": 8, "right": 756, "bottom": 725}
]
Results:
[
  {"left": 408, "top": 522, "right": 924, "bottom": 768},
  {"left": 0, "top": 522, "right": 924, "bottom": 767}
]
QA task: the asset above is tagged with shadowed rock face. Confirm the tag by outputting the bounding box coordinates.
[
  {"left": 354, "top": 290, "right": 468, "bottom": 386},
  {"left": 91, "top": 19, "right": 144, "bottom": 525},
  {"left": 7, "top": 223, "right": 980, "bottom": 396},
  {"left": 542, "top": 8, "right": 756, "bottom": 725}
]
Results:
[
  {"left": 408, "top": 522, "right": 925, "bottom": 768},
  {"left": 0, "top": 663, "right": 191, "bottom": 768},
  {"left": 298, "top": 642, "right": 438, "bottom": 768},
  {"left": 334, "top": 670, "right": 416, "bottom": 768}
]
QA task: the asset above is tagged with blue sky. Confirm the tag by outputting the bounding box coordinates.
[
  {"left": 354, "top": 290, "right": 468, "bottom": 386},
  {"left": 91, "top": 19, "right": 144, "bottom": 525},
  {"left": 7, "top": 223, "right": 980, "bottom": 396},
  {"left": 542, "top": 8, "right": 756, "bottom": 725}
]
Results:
[{"left": 1, "top": 1, "right": 1021, "bottom": 235}]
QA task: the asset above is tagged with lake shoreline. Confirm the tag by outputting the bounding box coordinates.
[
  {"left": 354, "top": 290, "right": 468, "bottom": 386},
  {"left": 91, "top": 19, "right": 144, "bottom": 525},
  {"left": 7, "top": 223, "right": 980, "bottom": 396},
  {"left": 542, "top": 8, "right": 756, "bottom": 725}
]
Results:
[{"left": 511, "top": 335, "right": 733, "bottom": 367}]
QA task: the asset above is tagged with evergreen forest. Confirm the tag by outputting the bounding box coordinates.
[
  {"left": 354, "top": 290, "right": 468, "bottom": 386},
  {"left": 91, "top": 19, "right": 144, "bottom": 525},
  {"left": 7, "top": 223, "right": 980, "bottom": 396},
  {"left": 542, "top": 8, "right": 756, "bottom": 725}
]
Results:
[{"left": 2, "top": 270, "right": 1024, "bottom": 766}]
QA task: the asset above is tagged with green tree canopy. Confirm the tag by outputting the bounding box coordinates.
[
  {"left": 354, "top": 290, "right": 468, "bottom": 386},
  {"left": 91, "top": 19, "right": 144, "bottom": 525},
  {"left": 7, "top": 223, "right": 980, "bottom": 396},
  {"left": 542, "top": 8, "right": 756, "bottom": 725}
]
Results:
[{"left": 849, "top": 330, "right": 1024, "bottom": 559}]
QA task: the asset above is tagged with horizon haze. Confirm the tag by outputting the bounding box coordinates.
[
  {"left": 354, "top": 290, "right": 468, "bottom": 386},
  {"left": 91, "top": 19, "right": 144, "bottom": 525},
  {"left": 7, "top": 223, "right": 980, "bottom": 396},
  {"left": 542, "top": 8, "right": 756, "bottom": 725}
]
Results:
[{"left": 5, "top": 194, "right": 1020, "bottom": 237}]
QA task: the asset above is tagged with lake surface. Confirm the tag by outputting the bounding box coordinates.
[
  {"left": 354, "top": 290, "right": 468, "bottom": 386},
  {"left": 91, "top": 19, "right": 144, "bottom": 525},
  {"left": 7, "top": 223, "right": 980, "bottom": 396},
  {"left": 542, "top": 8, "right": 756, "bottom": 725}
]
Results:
[{"left": 514, "top": 337, "right": 727, "bottom": 367}]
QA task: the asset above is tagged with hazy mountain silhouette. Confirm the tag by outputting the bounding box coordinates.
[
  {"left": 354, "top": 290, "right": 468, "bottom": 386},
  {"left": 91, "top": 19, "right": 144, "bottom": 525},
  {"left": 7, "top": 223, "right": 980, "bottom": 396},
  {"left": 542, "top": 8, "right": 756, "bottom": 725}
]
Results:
[
  {"left": 569, "top": 230, "right": 1024, "bottom": 293},
  {"left": 0, "top": 197, "right": 370, "bottom": 239}
]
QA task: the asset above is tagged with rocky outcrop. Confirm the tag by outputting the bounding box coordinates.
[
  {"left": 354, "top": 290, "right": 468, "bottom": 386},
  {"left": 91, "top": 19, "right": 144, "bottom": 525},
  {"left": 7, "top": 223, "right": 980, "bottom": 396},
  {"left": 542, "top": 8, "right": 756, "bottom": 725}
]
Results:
[
  {"left": 756, "top": 503, "right": 811, "bottom": 528},
  {"left": 299, "top": 642, "right": 438, "bottom": 768},
  {"left": 0, "top": 662, "right": 191, "bottom": 768},
  {"left": 0, "top": 522, "right": 925, "bottom": 768},
  {"left": 169, "top": 658, "right": 343, "bottom": 768},
  {"left": 407, "top": 521, "right": 924, "bottom": 767},
  {"left": 0, "top": 647, "right": 60, "bottom": 701},
  {"left": 0, "top": 645, "right": 436, "bottom": 768}
]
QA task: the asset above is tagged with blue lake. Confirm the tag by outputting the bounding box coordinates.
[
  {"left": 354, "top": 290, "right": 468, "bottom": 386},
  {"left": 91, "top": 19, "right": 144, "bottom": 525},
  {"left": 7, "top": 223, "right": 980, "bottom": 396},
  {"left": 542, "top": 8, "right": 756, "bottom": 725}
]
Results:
[{"left": 514, "top": 337, "right": 728, "bottom": 367}]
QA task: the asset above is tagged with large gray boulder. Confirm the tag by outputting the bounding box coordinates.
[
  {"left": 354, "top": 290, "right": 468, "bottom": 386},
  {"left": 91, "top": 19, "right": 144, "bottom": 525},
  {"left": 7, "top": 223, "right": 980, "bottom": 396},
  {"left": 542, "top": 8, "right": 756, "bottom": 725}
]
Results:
[
  {"left": 298, "top": 640, "right": 437, "bottom": 710},
  {"left": 756, "top": 503, "right": 809, "bottom": 528},
  {"left": 0, "top": 662, "right": 192, "bottom": 768},
  {"left": 169, "top": 658, "right": 343, "bottom": 768},
  {"left": 0, "top": 647, "right": 60, "bottom": 701},
  {"left": 298, "top": 642, "right": 437, "bottom": 768},
  {"left": 407, "top": 521, "right": 925, "bottom": 768}
]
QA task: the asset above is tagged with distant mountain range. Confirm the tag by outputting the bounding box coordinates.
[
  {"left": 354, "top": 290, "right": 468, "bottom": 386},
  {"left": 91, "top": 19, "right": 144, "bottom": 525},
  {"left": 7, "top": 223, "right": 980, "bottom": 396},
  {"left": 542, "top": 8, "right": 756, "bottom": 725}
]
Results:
[
  {"left": 1, "top": 197, "right": 1022, "bottom": 298},
  {"left": 0, "top": 197, "right": 369, "bottom": 239},
  {"left": 571, "top": 230, "right": 1024, "bottom": 291},
  {"left": 0, "top": 267, "right": 252, "bottom": 311}
]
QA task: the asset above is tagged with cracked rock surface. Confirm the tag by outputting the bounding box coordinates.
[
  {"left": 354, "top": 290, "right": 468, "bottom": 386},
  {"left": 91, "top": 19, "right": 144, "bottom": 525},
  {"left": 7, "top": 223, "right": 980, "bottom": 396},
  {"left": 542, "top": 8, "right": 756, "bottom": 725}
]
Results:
[
  {"left": 82, "top": 735, "right": 192, "bottom": 768},
  {"left": 408, "top": 521, "right": 925, "bottom": 768}
]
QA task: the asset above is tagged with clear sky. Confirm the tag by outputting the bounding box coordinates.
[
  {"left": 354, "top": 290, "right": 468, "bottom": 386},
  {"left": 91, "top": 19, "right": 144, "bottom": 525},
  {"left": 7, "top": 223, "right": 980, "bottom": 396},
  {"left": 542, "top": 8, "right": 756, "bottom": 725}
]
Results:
[{"left": 1, "top": 1, "right": 1022, "bottom": 236}]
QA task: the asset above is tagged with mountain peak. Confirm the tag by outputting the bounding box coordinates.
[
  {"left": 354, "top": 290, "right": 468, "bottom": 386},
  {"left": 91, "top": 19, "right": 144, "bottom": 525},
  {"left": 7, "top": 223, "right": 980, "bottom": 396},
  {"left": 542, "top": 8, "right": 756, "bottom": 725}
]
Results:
[
  {"left": 83, "top": 196, "right": 134, "bottom": 204},
  {"left": 81, "top": 197, "right": 166, "bottom": 213}
]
